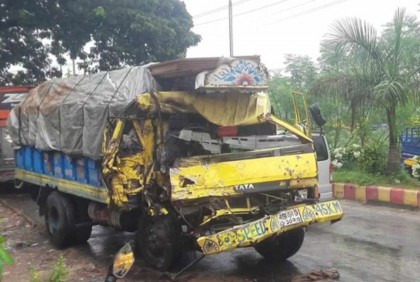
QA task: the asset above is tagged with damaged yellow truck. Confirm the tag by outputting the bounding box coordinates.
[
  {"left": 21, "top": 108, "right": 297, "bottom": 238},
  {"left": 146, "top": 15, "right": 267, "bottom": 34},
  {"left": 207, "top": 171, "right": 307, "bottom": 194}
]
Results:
[{"left": 8, "top": 57, "right": 343, "bottom": 271}]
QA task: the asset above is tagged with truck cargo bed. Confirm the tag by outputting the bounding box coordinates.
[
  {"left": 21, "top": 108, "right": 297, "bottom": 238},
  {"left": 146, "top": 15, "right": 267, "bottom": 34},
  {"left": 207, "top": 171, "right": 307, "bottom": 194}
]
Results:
[{"left": 15, "top": 146, "right": 107, "bottom": 203}]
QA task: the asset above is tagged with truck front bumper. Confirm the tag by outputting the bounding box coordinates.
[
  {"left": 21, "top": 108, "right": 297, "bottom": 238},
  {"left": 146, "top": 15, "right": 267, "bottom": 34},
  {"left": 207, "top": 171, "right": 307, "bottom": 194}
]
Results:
[{"left": 197, "top": 200, "right": 343, "bottom": 255}]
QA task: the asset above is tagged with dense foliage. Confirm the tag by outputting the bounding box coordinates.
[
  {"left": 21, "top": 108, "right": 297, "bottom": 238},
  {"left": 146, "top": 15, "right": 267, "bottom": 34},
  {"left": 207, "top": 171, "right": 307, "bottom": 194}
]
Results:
[
  {"left": 332, "top": 142, "right": 387, "bottom": 174},
  {"left": 0, "top": 234, "right": 13, "bottom": 280},
  {"left": 270, "top": 8, "right": 420, "bottom": 176},
  {"left": 316, "top": 8, "right": 420, "bottom": 173},
  {"left": 0, "top": 0, "right": 201, "bottom": 85}
]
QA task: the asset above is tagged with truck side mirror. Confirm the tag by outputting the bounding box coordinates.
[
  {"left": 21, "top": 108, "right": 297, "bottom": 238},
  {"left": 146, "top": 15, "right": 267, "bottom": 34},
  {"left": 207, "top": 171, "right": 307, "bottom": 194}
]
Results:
[
  {"left": 310, "top": 104, "right": 326, "bottom": 127},
  {"left": 105, "top": 242, "right": 135, "bottom": 281}
]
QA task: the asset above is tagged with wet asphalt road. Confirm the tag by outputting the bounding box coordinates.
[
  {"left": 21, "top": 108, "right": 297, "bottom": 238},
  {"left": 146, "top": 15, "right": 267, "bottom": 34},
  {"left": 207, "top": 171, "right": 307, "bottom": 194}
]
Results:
[{"left": 2, "top": 190, "right": 420, "bottom": 282}]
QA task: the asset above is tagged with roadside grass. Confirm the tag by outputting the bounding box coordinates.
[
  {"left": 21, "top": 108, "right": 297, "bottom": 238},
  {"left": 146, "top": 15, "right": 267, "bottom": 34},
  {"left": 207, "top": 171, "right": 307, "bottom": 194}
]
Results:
[
  {"left": 333, "top": 169, "right": 420, "bottom": 189},
  {"left": 30, "top": 254, "right": 68, "bottom": 282},
  {"left": 0, "top": 220, "right": 14, "bottom": 282}
]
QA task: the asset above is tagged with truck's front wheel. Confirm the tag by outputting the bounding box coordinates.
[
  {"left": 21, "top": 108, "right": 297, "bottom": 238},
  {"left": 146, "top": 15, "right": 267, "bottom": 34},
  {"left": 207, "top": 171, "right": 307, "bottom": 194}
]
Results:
[
  {"left": 45, "top": 191, "right": 75, "bottom": 248},
  {"left": 136, "top": 213, "right": 182, "bottom": 271},
  {"left": 254, "top": 227, "right": 305, "bottom": 261}
]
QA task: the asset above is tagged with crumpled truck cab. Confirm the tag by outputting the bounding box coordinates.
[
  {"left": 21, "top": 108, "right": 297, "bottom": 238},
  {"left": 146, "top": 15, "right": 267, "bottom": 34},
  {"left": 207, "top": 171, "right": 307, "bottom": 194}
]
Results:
[
  {"left": 10, "top": 56, "right": 343, "bottom": 271},
  {"left": 102, "top": 57, "right": 343, "bottom": 263}
]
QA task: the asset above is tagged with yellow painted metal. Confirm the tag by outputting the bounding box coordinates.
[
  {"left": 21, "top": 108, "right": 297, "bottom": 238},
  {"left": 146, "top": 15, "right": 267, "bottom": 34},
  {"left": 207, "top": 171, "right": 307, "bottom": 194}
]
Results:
[
  {"left": 117, "top": 154, "right": 146, "bottom": 197},
  {"left": 102, "top": 119, "right": 127, "bottom": 206},
  {"left": 102, "top": 114, "right": 162, "bottom": 208},
  {"left": 197, "top": 200, "right": 343, "bottom": 255},
  {"left": 200, "top": 208, "right": 254, "bottom": 226},
  {"left": 138, "top": 119, "right": 157, "bottom": 169},
  {"left": 170, "top": 153, "right": 318, "bottom": 201},
  {"left": 260, "top": 114, "right": 312, "bottom": 143},
  {"left": 102, "top": 120, "right": 125, "bottom": 178},
  {"left": 135, "top": 91, "right": 313, "bottom": 142},
  {"left": 292, "top": 91, "right": 311, "bottom": 136},
  {"left": 133, "top": 119, "right": 159, "bottom": 188},
  {"left": 102, "top": 91, "right": 316, "bottom": 209},
  {"left": 136, "top": 92, "right": 154, "bottom": 112},
  {"left": 112, "top": 243, "right": 135, "bottom": 279},
  {"left": 404, "top": 157, "right": 418, "bottom": 168},
  {"left": 136, "top": 91, "right": 271, "bottom": 126},
  {"left": 132, "top": 120, "right": 147, "bottom": 150}
]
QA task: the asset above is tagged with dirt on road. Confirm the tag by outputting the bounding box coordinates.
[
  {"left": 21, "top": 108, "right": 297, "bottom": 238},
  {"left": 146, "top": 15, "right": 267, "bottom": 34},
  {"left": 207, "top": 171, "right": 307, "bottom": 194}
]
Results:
[
  {"left": 0, "top": 194, "right": 342, "bottom": 282},
  {"left": 0, "top": 199, "right": 108, "bottom": 282},
  {"left": 0, "top": 197, "right": 249, "bottom": 282}
]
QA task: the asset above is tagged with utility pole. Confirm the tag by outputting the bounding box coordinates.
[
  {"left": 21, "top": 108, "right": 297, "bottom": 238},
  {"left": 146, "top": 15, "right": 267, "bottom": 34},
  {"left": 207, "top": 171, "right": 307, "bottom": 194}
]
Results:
[
  {"left": 72, "top": 59, "right": 76, "bottom": 76},
  {"left": 229, "top": 0, "right": 233, "bottom": 57}
]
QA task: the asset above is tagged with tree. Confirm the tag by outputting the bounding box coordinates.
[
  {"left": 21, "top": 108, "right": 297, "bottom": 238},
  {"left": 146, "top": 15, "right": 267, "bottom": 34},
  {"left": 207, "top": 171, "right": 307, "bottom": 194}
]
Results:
[
  {"left": 284, "top": 54, "right": 318, "bottom": 91},
  {"left": 313, "top": 45, "right": 377, "bottom": 146},
  {"left": 0, "top": 0, "right": 201, "bottom": 85},
  {"left": 268, "top": 75, "right": 294, "bottom": 122},
  {"left": 80, "top": 0, "right": 201, "bottom": 72},
  {"left": 0, "top": 0, "right": 59, "bottom": 85},
  {"left": 315, "top": 8, "right": 420, "bottom": 174}
]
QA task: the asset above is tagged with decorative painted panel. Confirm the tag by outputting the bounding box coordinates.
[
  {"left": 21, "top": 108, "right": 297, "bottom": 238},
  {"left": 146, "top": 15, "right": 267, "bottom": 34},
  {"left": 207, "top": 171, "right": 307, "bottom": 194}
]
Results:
[{"left": 203, "top": 60, "right": 268, "bottom": 89}]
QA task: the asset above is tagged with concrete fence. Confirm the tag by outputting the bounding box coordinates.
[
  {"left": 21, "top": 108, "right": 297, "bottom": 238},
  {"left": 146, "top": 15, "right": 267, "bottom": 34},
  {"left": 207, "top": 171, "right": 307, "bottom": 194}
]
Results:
[{"left": 333, "top": 183, "right": 420, "bottom": 208}]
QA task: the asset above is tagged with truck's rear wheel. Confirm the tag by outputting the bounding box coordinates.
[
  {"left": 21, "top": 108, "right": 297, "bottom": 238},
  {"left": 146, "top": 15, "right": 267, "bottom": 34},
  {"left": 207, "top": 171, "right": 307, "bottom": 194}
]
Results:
[
  {"left": 254, "top": 227, "right": 305, "bottom": 261},
  {"left": 136, "top": 213, "right": 182, "bottom": 271},
  {"left": 45, "top": 191, "right": 75, "bottom": 248}
]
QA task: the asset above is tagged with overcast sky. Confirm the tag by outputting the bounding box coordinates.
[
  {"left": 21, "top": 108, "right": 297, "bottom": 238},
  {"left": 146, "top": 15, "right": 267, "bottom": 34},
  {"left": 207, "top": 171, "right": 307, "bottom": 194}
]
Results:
[{"left": 182, "top": 0, "right": 420, "bottom": 70}]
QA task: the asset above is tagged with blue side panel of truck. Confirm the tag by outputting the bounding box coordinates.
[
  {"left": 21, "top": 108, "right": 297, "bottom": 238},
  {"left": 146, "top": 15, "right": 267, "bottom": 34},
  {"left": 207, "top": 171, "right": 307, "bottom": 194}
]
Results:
[
  {"left": 15, "top": 146, "right": 108, "bottom": 203},
  {"left": 400, "top": 127, "right": 420, "bottom": 160}
]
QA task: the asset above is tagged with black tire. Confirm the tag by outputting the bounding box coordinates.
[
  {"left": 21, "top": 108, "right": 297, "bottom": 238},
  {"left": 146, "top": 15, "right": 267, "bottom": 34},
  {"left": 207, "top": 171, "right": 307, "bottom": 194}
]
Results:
[
  {"left": 254, "top": 228, "right": 305, "bottom": 261},
  {"left": 136, "top": 213, "right": 182, "bottom": 271},
  {"left": 45, "top": 191, "right": 75, "bottom": 248}
]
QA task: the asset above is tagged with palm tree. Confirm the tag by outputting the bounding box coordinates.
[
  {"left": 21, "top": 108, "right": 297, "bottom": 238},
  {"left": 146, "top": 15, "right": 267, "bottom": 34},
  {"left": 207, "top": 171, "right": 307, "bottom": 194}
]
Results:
[{"left": 317, "top": 8, "right": 420, "bottom": 174}]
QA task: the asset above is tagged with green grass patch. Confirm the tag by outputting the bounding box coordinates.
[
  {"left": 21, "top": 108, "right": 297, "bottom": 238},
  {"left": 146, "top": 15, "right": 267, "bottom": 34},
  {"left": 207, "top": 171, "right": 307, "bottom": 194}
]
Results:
[{"left": 333, "top": 169, "right": 420, "bottom": 189}]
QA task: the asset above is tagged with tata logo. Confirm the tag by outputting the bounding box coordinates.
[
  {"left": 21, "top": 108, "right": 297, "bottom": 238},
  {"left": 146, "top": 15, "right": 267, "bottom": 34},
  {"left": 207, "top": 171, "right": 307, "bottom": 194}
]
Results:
[{"left": 235, "top": 183, "right": 255, "bottom": 191}]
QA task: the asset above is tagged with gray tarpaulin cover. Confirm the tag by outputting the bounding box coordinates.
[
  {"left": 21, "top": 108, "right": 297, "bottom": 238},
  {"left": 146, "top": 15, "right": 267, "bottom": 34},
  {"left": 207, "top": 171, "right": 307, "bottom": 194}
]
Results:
[{"left": 7, "top": 66, "right": 157, "bottom": 160}]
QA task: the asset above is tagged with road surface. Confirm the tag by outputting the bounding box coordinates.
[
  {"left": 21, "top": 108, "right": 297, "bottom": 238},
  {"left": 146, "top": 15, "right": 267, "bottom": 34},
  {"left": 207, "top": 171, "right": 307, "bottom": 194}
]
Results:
[{"left": 1, "top": 192, "right": 419, "bottom": 282}]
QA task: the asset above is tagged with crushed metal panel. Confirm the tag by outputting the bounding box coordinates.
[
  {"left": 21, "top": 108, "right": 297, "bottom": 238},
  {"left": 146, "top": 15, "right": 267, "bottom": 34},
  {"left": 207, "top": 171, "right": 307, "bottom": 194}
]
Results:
[
  {"left": 138, "top": 91, "right": 271, "bottom": 126},
  {"left": 170, "top": 152, "right": 318, "bottom": 202}
]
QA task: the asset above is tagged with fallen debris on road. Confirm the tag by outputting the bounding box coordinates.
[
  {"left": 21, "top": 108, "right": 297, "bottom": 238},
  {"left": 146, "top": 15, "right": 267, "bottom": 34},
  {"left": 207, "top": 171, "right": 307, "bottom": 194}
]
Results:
[{"left": 292, "top": 269, "right": 340, "bottom": 281}]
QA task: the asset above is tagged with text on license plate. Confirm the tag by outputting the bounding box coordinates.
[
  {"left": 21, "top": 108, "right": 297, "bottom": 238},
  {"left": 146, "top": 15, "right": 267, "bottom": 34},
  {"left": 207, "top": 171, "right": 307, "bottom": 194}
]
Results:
[
  {"left": 314, "top": 201, "right": 343, "bottom": 216},
  {"left": 278, "top": 208, "right": 302, "bottom": 227}
]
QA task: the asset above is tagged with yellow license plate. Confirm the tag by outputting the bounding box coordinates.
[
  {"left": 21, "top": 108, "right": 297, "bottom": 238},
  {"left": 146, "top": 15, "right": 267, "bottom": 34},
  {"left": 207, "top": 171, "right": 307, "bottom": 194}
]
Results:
[{"left": 312, "top": 201, "right": 343, "bottom": 217}]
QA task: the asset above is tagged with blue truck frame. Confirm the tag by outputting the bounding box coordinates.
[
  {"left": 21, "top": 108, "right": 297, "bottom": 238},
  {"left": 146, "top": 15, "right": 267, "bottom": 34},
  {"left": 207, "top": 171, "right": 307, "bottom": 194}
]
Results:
[
  {"left": 400, "top": 127, "right": 420, "bottom": 161},
  {"left": 15, "top": 146, "right": 108, "bottom": 203}
]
